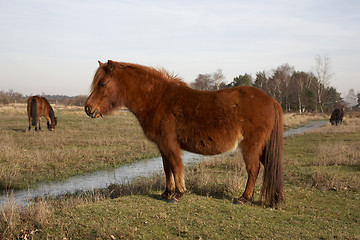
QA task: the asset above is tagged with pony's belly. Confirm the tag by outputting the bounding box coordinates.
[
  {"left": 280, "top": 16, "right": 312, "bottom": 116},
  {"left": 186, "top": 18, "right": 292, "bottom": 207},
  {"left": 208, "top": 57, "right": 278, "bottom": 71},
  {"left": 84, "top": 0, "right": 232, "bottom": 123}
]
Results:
[{"left": 180, "top": 135, "right": 243, "bottom": 156}]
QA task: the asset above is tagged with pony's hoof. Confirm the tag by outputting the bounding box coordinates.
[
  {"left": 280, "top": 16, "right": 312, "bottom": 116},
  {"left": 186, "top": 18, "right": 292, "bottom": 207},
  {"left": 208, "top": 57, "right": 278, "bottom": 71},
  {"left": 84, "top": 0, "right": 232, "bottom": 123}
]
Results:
[
  {"left": 171, "top": 191, "right": 184, "bottom": 202},
  {"left": 158, "top": 190, "right": 173, "bottom": 201},
  {"left": 168, "top": 198, "right": 180, "bottom": 204},
  {"left": 233, "top": 196, "right": 251, "bottom": 205},
  {"left": 158, "top": 195, "right": 170, "bottom": 201}
]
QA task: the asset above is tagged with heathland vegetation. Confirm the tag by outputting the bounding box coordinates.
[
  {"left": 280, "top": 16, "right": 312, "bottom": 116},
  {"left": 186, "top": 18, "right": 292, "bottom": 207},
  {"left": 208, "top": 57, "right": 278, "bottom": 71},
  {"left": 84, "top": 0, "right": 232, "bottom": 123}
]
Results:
[{"left": 0, "top": 105, "right": 359, "bottom": 239}]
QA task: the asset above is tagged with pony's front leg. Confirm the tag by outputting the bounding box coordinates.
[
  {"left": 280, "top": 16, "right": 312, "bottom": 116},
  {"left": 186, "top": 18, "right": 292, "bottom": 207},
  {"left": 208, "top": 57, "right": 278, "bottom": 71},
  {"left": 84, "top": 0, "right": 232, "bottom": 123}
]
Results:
[
  {"left": 38, "top": 118, "right": 41, "bottom": 131},
  {"left": 159, "top": 152, "right": 175, "bottom": 201},
  {"left": 159, "top": 145, "right": 186, "bottom": 203},
  {"left": 171, "top": 159, "right": 186, "bottom": 202}
]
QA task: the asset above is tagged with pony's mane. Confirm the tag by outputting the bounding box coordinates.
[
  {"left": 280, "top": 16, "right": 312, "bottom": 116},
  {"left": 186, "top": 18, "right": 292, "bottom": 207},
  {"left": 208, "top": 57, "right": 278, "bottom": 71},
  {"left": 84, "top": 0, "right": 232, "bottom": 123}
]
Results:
[
  {"left": 130, "top": 63, "right": 187, "bottom": 87},
  {"left": 156, "top": 68, "right": 187, "bottom": 87},
  {"left": 91, "top": 66, "right": 106, "bottom": 92},
  {"left": 48, "top": 105, "right": 56, "bottom": 122},
  {"left": 91, "top": 61, "right": 188, "bottom": 91}
]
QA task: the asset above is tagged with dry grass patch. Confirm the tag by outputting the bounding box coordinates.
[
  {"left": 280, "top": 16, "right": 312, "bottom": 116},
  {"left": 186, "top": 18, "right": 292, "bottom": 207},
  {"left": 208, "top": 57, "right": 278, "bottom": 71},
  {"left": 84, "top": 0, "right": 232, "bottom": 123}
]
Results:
[
  {"left": 317, "top": 143, "right": 360, "bottom": 166},
  {"left": 186, "top": 152, "right": 248, "bottom": 199},
  {"left": 283, "top": 112, "right": 327, "bottom": 129},
  {"left": 310, "top": 117, "right": 360, "bottom": 134},
  {"left": 285, "top": 116, "right": 360, "bottom": 192},
  {"left": 310, "top": 170, "right": 360, "bottom": 191},
  {"left": 310, "top": 141, "right": 360, "bottom": 191},
  {"left": 0, "top": 103, "right": 27, "bottom": 114},
  {"left": 1, "top": 198, "right": 52, "bottom": 239},
  {"left": 0, "top": 190, "right": 108, "bottom": 239}
]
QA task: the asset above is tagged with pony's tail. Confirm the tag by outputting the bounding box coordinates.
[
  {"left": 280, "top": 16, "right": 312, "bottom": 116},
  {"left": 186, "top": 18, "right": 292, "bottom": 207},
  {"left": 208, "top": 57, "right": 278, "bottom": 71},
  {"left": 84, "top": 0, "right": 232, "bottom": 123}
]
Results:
[
  {"left": 31, "top": 98, "right": 37, "bottom": 126},
  {"left": 260, "top": 102, "right": 284, "bottom": 208}
]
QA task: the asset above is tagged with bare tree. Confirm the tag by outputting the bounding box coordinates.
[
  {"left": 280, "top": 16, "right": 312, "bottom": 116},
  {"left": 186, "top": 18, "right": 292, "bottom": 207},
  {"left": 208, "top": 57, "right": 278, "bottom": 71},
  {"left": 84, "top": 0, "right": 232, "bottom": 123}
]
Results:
[
  {"left": 290, "top": 71, "right": 308, "bottom": 113},
  {"left": 278, "top": 64, "right": 294, "bottom": 111},
  {"left": 190, "top": 69, "right": 226, "bottom": 90},
  {"left": 267, "top": 64, "right": 294, "bottom": 110},
  {"left": 212, "top": 69, "right": 225, "bottom": 90},
  {"left": 190, "top": 74, "right": 213, "bottom": 90},
  {"left": 0, "top": 89, "right": 25, "bottom": 104},
  {"left": 344, "top": 89, "right": 358, "bottom": 110},
  {"left": 254, "top": 71, "right": 268, "bottom": 93},
  {"left": 314, "top": 54, "right": 334, "bottom": 112},
  {"left": 288, "top": 71, "right": 318, "bottom": 112}
]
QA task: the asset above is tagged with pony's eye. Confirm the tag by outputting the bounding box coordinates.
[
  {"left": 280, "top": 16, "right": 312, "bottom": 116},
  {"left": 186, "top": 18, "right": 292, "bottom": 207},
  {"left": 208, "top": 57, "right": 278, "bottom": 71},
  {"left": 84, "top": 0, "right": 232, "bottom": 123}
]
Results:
[{"left": 99, "top": 81, "right": 108, "bottom": 87}]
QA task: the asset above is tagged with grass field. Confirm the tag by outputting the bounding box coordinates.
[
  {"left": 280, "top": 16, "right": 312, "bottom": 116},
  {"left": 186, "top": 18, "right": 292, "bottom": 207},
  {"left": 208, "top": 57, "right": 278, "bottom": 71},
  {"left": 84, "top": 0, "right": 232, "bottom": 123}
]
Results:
[
  {"left": 0, "top": 104, "right": 159, "bottom": 191},
  {"left": 0, "top": 104, "right": 359, "bottom": 239}
]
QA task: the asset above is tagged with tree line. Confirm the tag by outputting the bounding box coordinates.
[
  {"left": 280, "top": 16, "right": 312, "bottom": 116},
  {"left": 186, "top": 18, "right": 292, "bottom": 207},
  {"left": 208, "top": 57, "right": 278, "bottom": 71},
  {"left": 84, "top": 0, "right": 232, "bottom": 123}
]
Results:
[
  {"left": 190, "top": 57, "right": 358, "bottom": 113},
  {"left": 0, "top": 90, "right": 87, "bottom": 106}
]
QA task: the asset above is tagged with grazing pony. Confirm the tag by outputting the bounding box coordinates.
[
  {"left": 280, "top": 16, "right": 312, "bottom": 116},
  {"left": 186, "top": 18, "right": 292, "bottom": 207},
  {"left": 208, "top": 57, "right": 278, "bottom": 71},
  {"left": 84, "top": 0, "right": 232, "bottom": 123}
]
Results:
[
  {"left": 85, "top": 60, "right": 284, "bottom": 208},
  {"left": 330, "top": 108, "right": 344, "bottom": 126},
  {"left": 27, "top": 96, "right": 57, "bottom": 131}
]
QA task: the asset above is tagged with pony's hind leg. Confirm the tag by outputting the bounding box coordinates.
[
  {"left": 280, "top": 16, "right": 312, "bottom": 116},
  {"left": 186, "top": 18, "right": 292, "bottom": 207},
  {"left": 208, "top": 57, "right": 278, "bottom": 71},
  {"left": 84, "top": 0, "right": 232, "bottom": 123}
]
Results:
[
  {"left": 28, "top": 118, "right": 31, "bottom": 131},
  {"left": 234, "top": 141, "right": 261, "bottom": 204},
  {"left": 38, "top": 118, "right": 41, "bottom": 131}
]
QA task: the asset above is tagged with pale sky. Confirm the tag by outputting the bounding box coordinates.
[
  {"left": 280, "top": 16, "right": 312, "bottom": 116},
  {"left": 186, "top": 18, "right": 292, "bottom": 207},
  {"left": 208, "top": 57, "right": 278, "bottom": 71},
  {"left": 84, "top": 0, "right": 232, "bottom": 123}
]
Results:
[{"left": 0, "top": 0, "right": 359, "bottom": 97}]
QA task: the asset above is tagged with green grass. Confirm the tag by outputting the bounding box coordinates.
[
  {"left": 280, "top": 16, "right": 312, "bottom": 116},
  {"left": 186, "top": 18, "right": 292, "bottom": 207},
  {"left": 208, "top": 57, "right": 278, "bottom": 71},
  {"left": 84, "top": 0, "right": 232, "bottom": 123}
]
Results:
[
  {"left": 43, "top": 188, "right": 358, "bottom": 239},
  {"left": 1, "top": 106, "right": 359, "bottom": 239}
]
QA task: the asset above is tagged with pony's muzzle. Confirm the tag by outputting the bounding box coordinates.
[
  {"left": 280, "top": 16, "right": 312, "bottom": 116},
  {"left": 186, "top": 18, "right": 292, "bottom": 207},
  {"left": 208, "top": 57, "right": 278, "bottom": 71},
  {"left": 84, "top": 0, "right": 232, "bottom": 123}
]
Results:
[{"left": 85, "top": 105, "right": 98, "bottom": 118}]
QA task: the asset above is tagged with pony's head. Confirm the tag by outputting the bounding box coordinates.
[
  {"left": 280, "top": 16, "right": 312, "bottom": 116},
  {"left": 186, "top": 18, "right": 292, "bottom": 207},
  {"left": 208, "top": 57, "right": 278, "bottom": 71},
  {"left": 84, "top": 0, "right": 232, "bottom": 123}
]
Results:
[
  {"left": 47, "top": 117, "right": 57, "bottom": 131},
  {"left": 46, "top": 102, "right": 57, "bottom": 131},
  {"left": 85, "top": 60, "right": 124, "bottom": 118}
]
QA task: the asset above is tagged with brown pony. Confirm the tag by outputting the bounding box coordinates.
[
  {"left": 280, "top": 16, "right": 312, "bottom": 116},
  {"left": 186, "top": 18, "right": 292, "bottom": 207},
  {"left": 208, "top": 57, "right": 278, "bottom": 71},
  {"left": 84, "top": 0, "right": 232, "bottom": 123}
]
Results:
[
  {"left": 27, "top": 96, "right": 57, "bottom": 131},
  {"left": 85, "top": 60, "right": 284, "bottom": 207}
]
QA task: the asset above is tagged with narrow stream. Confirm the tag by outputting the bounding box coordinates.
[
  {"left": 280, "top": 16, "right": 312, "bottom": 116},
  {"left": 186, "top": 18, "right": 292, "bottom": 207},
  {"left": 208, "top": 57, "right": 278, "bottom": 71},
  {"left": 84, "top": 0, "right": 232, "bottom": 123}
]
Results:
[
  {"left": 283, "top": 120, "right": 328, "bottom": 137},
  {"left": 0, "top": 120, "right": 328, "bottom": 207}
]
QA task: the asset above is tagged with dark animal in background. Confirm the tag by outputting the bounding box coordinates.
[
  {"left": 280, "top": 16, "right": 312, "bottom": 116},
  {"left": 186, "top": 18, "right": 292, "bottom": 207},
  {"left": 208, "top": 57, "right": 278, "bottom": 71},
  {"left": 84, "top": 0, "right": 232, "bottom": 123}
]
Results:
[
  {"left": 330, "top": 108, "right": 344, "bottom": 126},
  {"left": 85, "top": 60, "right": 284, "bottom": 208},
  {"left": 27, "top": 96, "right": 57, "bottom": 131}
]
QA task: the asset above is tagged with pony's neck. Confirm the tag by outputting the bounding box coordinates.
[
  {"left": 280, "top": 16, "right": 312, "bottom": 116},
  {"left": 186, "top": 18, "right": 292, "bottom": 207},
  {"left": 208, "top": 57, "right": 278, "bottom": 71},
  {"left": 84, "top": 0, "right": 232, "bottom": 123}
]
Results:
[{"left": 119, "top": 67, "right": 167, "bottom": 121}]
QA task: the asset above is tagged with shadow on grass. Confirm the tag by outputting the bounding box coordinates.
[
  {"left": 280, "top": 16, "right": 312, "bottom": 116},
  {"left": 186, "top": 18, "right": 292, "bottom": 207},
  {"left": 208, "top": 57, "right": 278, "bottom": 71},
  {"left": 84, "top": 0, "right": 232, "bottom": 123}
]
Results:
[
  {"left": 104, "top": 175, "right": 264, "bottom": 207},
  {"left": 11, "top": 128, "right": 26, "bottom": 133}
]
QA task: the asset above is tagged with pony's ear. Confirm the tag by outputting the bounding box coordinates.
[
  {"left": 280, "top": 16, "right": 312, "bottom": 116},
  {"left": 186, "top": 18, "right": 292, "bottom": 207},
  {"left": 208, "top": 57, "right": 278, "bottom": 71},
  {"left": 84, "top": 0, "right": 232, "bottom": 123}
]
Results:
[
  {"left": 100, "top": 60, "right": 115, "bottom": 74},
  {"left": 107, "top": 60, "right": 115, "bottom": 72}
]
